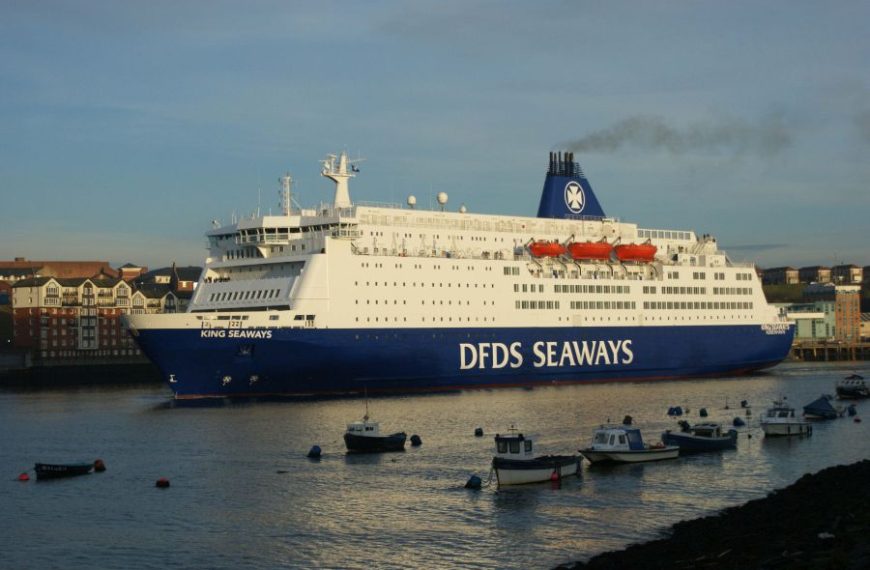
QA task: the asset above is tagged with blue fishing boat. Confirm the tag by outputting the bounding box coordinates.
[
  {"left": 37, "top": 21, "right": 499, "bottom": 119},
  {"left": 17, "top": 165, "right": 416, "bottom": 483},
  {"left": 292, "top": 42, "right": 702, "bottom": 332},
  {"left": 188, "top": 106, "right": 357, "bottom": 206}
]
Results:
[{"left": 661, "top": 422, "right": 737, "bottom": 452}]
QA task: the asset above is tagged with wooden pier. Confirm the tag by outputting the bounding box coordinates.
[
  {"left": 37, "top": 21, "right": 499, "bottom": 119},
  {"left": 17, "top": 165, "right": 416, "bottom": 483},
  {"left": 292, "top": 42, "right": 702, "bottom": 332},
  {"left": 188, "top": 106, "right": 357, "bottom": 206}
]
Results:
[{"left": 791, "top": 341, "right": 870, "bottom": 361}]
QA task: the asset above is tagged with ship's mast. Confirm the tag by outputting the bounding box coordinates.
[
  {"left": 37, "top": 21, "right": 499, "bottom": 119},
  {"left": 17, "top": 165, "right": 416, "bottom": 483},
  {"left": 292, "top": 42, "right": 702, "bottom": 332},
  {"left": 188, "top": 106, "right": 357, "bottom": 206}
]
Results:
[
  {"left": 279, "top": 173, "right": 293, "bottom": 216},
  {"left": 321, "top": 151, "right": 358, "bottom": 208}
]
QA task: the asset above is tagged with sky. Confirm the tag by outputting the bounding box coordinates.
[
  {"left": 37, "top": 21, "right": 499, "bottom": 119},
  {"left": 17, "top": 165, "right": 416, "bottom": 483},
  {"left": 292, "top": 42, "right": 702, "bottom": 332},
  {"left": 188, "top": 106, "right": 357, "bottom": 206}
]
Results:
[{"left": 2, "top": 0, "right": 869, "bottom": 270}]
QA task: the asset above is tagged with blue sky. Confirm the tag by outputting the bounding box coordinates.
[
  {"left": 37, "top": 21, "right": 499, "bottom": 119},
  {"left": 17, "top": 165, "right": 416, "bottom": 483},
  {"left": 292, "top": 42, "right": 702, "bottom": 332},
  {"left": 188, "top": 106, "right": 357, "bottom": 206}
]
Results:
[{"left": 2, "top": 0, "right": 868, "bottom": 270}]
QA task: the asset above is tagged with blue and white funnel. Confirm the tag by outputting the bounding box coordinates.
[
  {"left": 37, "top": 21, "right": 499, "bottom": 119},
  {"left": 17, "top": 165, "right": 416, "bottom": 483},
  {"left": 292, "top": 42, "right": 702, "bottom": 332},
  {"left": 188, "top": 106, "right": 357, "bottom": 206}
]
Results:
[{"left": 536, "top": 151, "right": 606, "bottom": 219}]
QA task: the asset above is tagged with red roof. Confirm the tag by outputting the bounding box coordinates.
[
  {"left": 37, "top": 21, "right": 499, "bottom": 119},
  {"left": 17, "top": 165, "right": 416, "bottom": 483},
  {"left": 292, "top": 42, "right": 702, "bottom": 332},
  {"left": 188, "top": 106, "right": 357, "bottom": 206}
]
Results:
[{"left": 0, "top": 260, "right": 118, "bottom": 279}]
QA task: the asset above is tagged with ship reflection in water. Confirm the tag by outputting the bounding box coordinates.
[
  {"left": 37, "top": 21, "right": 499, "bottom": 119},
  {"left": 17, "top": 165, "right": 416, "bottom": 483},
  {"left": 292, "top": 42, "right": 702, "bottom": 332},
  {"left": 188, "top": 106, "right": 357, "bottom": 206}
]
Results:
[{"left": 2, "top": 362, "right": 868, "bottom": 570}]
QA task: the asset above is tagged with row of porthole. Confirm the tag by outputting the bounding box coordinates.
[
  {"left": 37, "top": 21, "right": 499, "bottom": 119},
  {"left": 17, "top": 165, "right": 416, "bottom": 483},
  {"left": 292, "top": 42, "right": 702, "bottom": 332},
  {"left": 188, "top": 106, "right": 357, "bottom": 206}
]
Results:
[
  {"left": 353, "top": 316, "right": 495, "bottom": 323},
  {"left": 351, "top": 332, "right": 502, "bottom": 341},
  {"left": 353, "top": 299, "right": 491, "bottom": 306},
  {"left": 563, "top": 314, "right": 755, "bottom": 323},
  {"left": 643, "top": 301, "right": 754, "bottom": 310},
  {"left": 355, "top": 281, "right": 496, "bottom": 289}
]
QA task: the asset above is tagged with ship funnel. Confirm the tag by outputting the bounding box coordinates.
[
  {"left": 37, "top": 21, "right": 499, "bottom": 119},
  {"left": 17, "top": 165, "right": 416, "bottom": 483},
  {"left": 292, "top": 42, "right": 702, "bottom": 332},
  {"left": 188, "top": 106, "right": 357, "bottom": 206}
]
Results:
[{"left": 536, "top": 151, "right": 606, "bottom": 219}]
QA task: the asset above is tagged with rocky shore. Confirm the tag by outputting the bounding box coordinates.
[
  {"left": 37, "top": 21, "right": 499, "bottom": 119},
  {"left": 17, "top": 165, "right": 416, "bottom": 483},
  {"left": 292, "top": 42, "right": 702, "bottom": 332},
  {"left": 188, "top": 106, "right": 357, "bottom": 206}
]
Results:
[{"left": 559, "top": 460, "right": 870, "bottom": 570}]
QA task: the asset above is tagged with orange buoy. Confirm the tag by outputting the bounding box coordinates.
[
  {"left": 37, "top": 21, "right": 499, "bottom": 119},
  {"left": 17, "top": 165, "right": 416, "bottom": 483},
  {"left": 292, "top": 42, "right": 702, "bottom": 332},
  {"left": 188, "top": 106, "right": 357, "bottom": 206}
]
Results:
[
  {"left": 550, "top": 470, "right": 560, "bottom": 482},
  {"left": 94, "top": 459, "right": 106, "bottom": 472},
  {"left": 18, "top": 472, "right": 30, "bottom": 482},
  {"left": 155, "top": 477, "right": 170, "bottom": 488}
]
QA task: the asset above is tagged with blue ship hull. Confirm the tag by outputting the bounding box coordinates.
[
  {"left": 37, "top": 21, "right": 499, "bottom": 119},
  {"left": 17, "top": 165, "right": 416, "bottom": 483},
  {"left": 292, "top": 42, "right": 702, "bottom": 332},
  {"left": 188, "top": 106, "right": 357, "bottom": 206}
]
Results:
[{"left": 132, "top": 324, "right": 794, "bottom": 398}]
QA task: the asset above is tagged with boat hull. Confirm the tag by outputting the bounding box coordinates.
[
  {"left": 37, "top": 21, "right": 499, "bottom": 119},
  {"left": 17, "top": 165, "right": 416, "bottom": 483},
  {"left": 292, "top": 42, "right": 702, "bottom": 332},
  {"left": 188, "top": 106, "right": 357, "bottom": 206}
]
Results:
[
  {"left": 130, "top": 323, "right": 794, "bottom": 399},
  {"left": 661, "top": 430, "right": 737, "bottom": 451},
  {"left": 761, "top": 422, "right": 812, "bottom": 437},
  {"left": 835, "top": 388, "right": 869, "bottom": 399},
  {"left": 579, "top": 446, "right": 679, "bottom": 464},
  {"left": 343, "top": 432, "right": 407, "bottom": 453},
  {"left": 492, "top": 455, "right": 580, "bottom": 485},
  {"left": 34, "top": 463, "right": 94, "bottom": 480}
]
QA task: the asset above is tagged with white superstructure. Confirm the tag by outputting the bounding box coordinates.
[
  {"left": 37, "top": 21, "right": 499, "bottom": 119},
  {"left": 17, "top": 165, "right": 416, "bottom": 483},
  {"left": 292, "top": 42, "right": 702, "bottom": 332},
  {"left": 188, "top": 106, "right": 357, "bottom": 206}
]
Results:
[{"left": 140, "top": 151, "right": 782, "bottom": 334}]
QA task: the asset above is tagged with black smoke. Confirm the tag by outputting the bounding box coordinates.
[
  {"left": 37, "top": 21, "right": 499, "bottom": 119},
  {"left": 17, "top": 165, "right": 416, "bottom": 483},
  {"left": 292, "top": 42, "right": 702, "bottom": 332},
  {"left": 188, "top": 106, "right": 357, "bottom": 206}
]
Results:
[{"left": 564, "top": 114, "right": 793, "bottom": 156}]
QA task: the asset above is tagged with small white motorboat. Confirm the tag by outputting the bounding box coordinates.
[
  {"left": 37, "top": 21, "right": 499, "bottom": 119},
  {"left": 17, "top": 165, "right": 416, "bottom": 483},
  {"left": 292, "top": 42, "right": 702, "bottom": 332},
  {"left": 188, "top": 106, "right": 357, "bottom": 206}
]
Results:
[
  {"left": 760, "top": 399, "right": 812, "bottom": 437},
  {"left": 491, "top": 427, "right": 579, "bottom": 486},
  {"left": 579, "top": 425, "right": 679, "bottom": 464}
]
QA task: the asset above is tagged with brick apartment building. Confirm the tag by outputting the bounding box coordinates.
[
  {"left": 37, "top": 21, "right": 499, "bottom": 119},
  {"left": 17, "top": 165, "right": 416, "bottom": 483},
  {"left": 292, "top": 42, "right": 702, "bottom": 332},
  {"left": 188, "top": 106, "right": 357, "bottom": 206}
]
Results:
[{"left": 11, "top": 276, "right": 184, "bottom": 362}]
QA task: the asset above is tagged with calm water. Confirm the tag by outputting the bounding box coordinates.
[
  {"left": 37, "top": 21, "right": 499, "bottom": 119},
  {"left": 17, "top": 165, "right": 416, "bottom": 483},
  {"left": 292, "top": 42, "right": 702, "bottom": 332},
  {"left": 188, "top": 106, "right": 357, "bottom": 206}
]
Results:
[{"left": 2, "top": 361, "right": 869, "bottom": 569}]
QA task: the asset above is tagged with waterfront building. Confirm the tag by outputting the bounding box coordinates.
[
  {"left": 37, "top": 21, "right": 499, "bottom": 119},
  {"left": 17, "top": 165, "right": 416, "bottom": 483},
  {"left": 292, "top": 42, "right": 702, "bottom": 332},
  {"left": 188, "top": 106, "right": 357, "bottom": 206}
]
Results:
[
  {"left": 862, "top": 313, "right": 870, "bottom": 340},
  {"left": 137, "top": 264, "right": 200, "bottom": 290},
  {"left": 0, "top": 280, "right": 11, "bottom": 305},
  {"left": 798, "top": 266, "right": 831, "bottom": 284},
  {"left": 831, "top": 264, "right": 862, "bottom": 285},
  {"left": 118, "top": 263, "right": 148, "bottom": 282},
  {"left": 762, "top": 267, "right": 799, "bottom": 285},
  {"left": 131, "top": 284, "right": 183, "bottom": 314},
  {"left": 801, "top": 283, "right": 862, "bottom": 342},
  {"left": 10, "top": 276, "right": 183, "bottom": 362},
  {"left": 12, "top": 277, "right": 140, "bottom": 361},
  {"left": 784, "top": 303, "right": 832, "bottom": 341}
]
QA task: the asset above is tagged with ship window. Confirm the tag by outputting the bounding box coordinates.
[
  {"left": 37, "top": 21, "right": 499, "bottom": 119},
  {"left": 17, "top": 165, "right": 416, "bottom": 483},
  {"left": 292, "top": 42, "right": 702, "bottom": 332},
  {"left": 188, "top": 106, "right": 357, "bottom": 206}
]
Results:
[
  {"left": 509, "top": 440, "right": 520, "bottom": 454},
  {"left": 524, "top": 441, "right": 532, "bottom": 453},
  {"left": 497, "top": 440, "right": 507, "bottom": 453},
  {"left": 618, "top": 435, "right": 626, "bottom": 444}
]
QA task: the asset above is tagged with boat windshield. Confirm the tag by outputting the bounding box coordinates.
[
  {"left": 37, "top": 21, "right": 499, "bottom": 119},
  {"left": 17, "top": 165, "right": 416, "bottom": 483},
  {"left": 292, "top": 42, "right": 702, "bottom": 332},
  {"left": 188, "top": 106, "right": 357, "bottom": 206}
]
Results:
[{"left": 593, "top": 432, "right": 609, "bottom": 444}]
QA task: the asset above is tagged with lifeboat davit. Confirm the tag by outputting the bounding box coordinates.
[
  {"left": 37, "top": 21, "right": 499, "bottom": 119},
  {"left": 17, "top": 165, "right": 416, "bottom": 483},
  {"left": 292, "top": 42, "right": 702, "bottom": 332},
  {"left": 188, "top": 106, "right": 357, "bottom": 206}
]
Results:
[
  {"left": 614, "top": 242, "right": 657, "bottom": 262},
  {"left": 529, "top": 241, "right": 567, "bottom": 258},
  {"left": 567, "top": 241, "right": 613, "bottom": 261}
]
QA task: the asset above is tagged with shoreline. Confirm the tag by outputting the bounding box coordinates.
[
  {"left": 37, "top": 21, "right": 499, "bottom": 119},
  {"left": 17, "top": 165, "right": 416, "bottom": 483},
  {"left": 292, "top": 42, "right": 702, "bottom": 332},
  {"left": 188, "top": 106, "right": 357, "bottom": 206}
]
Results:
[{"left": 558, "top": 459, "right": 870, "bottom": 569}]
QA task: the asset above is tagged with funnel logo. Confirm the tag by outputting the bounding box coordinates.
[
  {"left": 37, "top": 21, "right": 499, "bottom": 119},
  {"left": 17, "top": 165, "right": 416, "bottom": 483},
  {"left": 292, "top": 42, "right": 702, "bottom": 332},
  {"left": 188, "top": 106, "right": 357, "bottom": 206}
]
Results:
[{"left": 564, "top": 181, "right": 585, "bottom": 214}]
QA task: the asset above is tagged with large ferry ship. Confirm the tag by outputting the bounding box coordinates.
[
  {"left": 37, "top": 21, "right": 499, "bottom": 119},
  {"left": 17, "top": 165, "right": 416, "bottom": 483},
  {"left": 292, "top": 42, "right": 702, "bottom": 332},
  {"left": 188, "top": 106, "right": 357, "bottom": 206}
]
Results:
[{"left": 124, "top": 151, "right": 794, "bottom": 398}]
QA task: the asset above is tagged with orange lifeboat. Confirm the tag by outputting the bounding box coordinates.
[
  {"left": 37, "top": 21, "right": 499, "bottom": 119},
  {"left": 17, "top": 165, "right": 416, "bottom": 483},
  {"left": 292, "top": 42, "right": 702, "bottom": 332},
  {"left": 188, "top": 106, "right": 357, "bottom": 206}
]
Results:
[
  {"left": 567, "top": 241, "right": 612, "bottom": 261},
  {"left": 529, "top": 241, "right": 567, "bottom": 258},
  {"left": 614, "top": 242, "right": 657, "bottom": 262}
]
